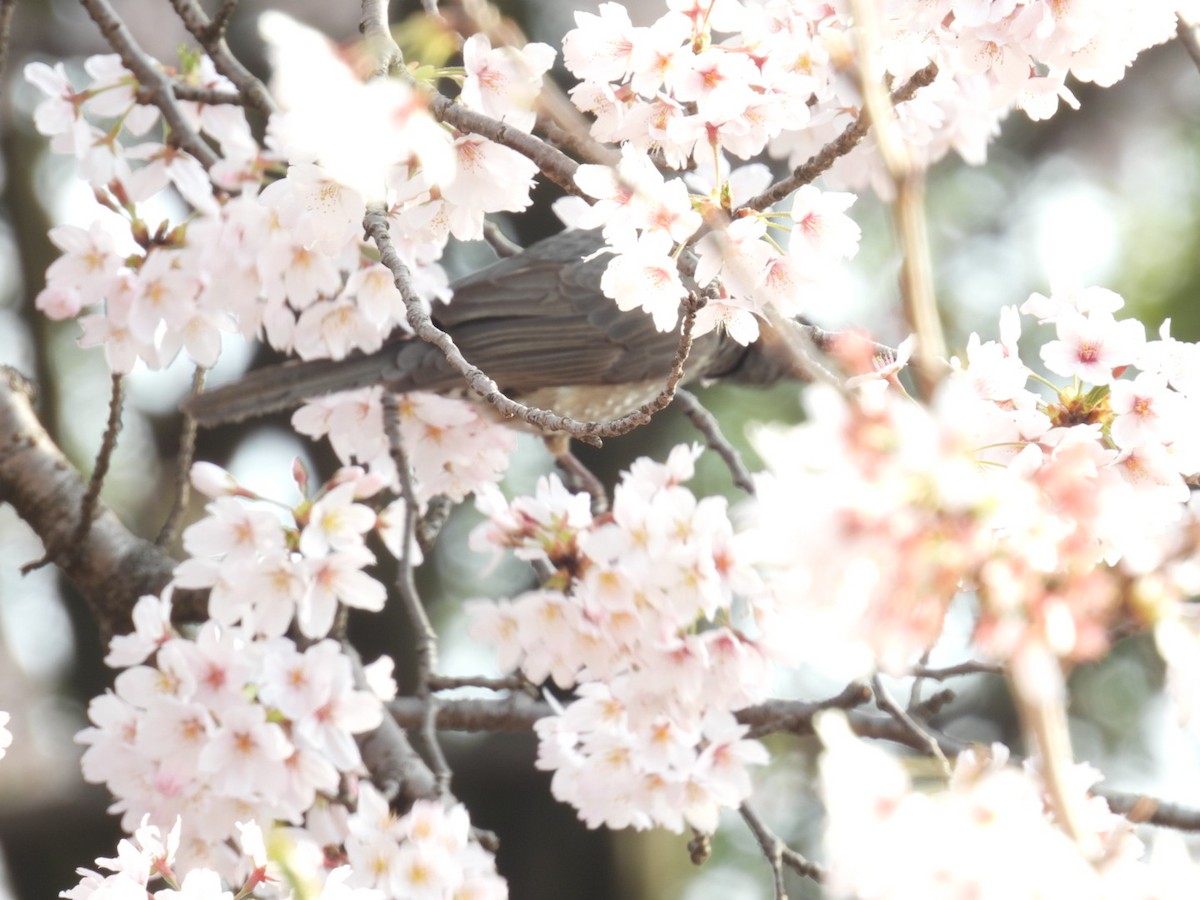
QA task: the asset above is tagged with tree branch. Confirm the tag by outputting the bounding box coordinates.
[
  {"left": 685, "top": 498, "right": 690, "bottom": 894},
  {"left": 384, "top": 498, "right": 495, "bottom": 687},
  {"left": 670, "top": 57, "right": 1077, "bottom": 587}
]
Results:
[
  {"left": 0, "top": 368, "right": 204, "bottom": 635},
  {"left": 423, "top": 91, "right": 583, "bottom": 197},
  {"left": 381, "top": 393, "right": 451, "bottom": 794},
  {"left": 360, "top": 0, "right": 404, "bottom": 75},
  {"left": 740, "top": 802, "right": 826, "bottom": 888},
  {"left": 78, "top": 0, "right": 220, "bottom": 169},
  {"left": 167, "top": 0, "right": 278, "bottom": 120},
  {"left": 675, "top": 389, "right": 756, "bottom": 494},
  {"left": 364, "top": 208, "right": 699, "bottom": 446},
  {"left": 740, "top": 62, "right": 939, "bottom": 213},
  {"left": 157, "top": 367, "right": 205, "bottom": 548}
]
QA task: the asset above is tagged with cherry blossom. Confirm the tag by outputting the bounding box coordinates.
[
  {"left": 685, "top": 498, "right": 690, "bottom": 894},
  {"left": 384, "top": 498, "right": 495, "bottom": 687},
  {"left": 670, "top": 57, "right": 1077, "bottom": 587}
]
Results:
[
  {"left": 22, "top": 2, "right": 1200, "bottom": 896},
  {"left": 599, "top": 230, "right": 687, "bottom": 331},
  {"left": 460, "top": 34, "right": 557, "bottom": 132}
]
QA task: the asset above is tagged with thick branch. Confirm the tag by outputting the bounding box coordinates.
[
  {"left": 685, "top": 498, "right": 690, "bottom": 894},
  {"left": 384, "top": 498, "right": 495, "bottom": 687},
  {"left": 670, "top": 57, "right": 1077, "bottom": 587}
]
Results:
[
  {"left": 360, "top": 0, "right": 404, "bottom": 74},
  {"left": 390, "top": 691, "right": 1200, "bottom": 831},
  {"left": 0, "top": 368, "right": 203, "bottom": 636}
]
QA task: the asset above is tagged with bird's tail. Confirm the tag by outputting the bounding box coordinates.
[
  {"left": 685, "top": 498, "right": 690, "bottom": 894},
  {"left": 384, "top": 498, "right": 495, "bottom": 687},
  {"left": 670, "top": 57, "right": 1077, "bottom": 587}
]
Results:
[{"left": 183, "top": 347, "right": 401, "bottom": 427}]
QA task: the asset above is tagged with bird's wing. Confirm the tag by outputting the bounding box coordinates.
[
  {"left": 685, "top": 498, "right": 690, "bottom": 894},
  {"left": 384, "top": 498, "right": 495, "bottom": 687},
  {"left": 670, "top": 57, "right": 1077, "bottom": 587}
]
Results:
[{"left": 436, "top": 229, "right": 724, "bottom": 390}]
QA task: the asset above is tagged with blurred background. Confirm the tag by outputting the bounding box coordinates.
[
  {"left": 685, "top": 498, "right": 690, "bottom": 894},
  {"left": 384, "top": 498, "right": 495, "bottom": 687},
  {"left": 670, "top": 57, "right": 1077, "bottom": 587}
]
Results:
[{"left": 2, "top": 0, "right": 1200, "bottom": 897}]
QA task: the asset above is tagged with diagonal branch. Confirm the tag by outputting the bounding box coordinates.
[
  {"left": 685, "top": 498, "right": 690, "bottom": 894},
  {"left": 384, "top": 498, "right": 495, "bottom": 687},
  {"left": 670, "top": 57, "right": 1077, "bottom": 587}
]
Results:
[
  {"left": 364, "top": 208, "right": 698, "bottom": 446},
  {"left": 78, "top": 0, "right": 220, "bottom": 169},
  {"left": 740, "top": 802, "right": 826, "bottom": 889},
  {"left": 167, "top": 0, "right": 278, "bottom": 120},
  {"left": 423, "top": 91, "right": 583, "bottom": 197},
  {"left": 0, "top": 368, "right": 205, "bottom": 635},
  {"left": 675, "top": 389, "right": 756, "bottom": 494},
  {"left": 740, "top": 62, "right": 938, "bottom": 213}
]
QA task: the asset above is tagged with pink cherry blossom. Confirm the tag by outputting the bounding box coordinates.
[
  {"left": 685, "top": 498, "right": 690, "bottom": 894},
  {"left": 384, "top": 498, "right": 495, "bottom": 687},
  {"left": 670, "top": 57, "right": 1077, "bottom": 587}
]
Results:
[{"left": 1040, "top": 310, "right": 1145, "bottom": 385}]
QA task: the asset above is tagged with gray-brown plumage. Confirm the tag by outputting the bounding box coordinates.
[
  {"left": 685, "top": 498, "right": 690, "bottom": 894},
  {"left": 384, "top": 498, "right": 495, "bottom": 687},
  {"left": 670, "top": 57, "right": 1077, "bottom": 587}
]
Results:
[{"left": 183, "top": 228, "right": 811, "bottom": 428}]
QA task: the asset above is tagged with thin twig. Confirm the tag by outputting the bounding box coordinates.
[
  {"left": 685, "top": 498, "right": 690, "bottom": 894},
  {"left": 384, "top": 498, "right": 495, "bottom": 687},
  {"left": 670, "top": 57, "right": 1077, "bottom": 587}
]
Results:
[
  {"left": 740, "top": 802, "right": 826, "bottom": 890},
  {"left": 481, "top": 219, "right": 522, "bottom": 258},
  {"left": 343, "top": 642, "right": 441, "bottom": 806},
  {"left": 424, "top": 90, "right": 583, "bottom": 197},
  {"left": 75, "top": 374, "right": 124, "bottom": 550},
  {"left": 872, "top": 674, "right": 951, "bottom": 778},
  {"left": 909, "top": 648, "right": 932, "bottom": 708},
  {"left": 167, "top": 0, "right": 278, "bottom": 120},
  {"left": 675, "top": 389, "right": 755, "bottom": 494},
  {"left": 209, "top": 0, "right": 239, "bottom": 40},
  {"left": 381, "top": 393, "right": 451, "bottom": 794},
  {"left": 78, "top": 0, "right": 220, "bottom": 169},
  {"left": 24, "top": 374, "right": 123, "bottom": 572},
  {"left": 156, "top": 367, "right": 205, "bottom": 547},
  {"left": 140, "top": 83, "right": 243, "bottom": 107},
  {"left": 416, "top": 495, "right": 454, "bottom": 555},
  {"left": 364, "top": 207, "right": 698, "bottom": 446},
  {"left": 909, "top": 660, "right": 1005, "bottom": 681},
  {"left": 1178, "top": 14, "right": 1200, "bottom": 74},
  {"left": 909, "top": 687, "right": 955, "bottom": 722},
  {"left": 741, "top": 62, "right": 938, "bottom": 213},
  {"left": 456, "top": 0, "right": 616, "bottom": 167},
  {"left": 740, "top": 803, "right": 787, "bottom": 898}
]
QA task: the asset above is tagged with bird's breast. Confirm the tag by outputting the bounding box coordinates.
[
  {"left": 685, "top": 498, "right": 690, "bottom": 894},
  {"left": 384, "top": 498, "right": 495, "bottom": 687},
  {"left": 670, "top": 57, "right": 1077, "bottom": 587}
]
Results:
[{"left": 456, "top": 380, "right": 669, "bottom": 431}]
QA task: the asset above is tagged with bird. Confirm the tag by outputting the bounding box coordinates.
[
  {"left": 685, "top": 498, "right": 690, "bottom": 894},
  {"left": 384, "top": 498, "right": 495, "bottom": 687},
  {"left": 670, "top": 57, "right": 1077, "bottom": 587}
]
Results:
[{"left": 183, "top": 228, "right": 820, "bottom": 432}]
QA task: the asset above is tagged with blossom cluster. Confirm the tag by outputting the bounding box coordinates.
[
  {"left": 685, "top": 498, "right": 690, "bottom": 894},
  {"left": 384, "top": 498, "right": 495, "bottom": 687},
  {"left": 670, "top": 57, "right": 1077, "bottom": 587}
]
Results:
[
  {"left": 816, "top": 713, "right": 1199, "bottom": 897},
  {"left": 62, "top": 816, "right": 384, "bottom": 899},
  {"left": 26, "top": 31, "right": 528, "bottom": 499},
  {"left": 563, "top": 0, "right": 1194, "bottom": 182},
  {"left": 23, "top": 0, "right": 1200, "bottom": 893},
  {"left": 748, "top": 287, "right": 1200, "bottom": 692},
  {"left": 168, "top": 462, "right": 393, "bottom": 639},
  {"left": 24, "top": 13, "right": 555, "bottom": 389},
  {"left": 560, "top": 143, "right": 863, "bottom": 342},
  {"left": 343, "top": 786, "right": 506, "bottom": 899},
  {"left": 80, "top": 599, "right": 384, "bottom": 878},
  {"left": 291, "top": 388, "right": 516, "bottom": 508},
  {"left": 555, "top": 0, "right": 1194, "bottom": 341},
  {"left": 468, "top": 288, "right": 1200, "bottom": 835},
  {"left": 467, "top": 446, "right": 769, "bottom": 832},
  {"left": 70, "top": 462, "right": 507, "bottom": 897}
]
